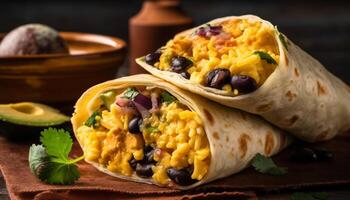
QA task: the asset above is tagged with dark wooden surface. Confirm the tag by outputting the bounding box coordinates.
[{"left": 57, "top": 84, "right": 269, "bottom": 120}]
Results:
[
  {"left": 1, "top": 172, "right": 349, "bottom": 200},
  {"left": 1, "top": 0, "right": 350, "bottom": 84}
]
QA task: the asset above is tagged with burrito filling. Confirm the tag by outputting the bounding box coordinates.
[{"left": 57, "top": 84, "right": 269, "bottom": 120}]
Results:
[
  {"left": 76, "top": 87, "right": 210, "bottom": 186},
  {"left": 145, "top": 19, "right": 279, "bottom": 95}
]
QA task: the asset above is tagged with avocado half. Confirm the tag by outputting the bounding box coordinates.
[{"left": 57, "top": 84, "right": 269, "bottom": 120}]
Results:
[{"left": 0, "top": 102, "right": 70, "bottom": 140}]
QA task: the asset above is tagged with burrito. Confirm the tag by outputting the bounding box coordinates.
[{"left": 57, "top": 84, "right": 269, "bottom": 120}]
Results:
[
  {"left": 71, "top": 74, "right": 290, "bottom": 189},
  {"left": 136, "top": 15, "right": 350, "bottom": 142}
]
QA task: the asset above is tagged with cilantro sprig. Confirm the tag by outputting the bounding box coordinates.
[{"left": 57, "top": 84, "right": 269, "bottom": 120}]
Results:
[
  {"left": 160, "top": 92, "right": 176, "bottom": 104},
  {"left": 123, "top": 87, "right": 139, "bottom": 100},
  {"left": 28, "top": 128, "right": 84, "bottom": 185},
  {"left": 144, "top": 124, "right": 159, "bottom": 133},
  {"left": 254, "top": 51, "right": 277, "bottom": 64},
  {"left": 251, "top": 153, "right": 287, "bottom": 176},
  {"left": 85, "top": 111, "right": 101, "bottom": 128}
]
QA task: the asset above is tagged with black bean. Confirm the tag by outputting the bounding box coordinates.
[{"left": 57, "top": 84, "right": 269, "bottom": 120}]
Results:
[
  {"left": 171, "top": 56, "right": 193, "bottom": 73},
  {"left": 290, "top": 147, "right": 318, "bottom": 162},
  {"left": 128, "top": 117, "right": 143, "bottom": 134},
  {"left": 145, "top": 52, "right": 161, "bottom": 66},
  {"left": 205, "top": 68, "right": 231, "bottom": 89},
  {"left": 128, "top": 156, "right": 138, "bottom": 170},
  {"left": 166, "top": 167, "right": 198, "bottom": 186},
  {"left": 144, "top": 146, "right": 153, "bottom": 154},
  {"left": 129, "top": 146, "right": 156, "bottom": 172},
  {"left": 140, "top": 146, "right": 156, "bottom": 164},
  {"left": 230, "top": 75, "right": 257, "bottom": 93},
  {"left": 180, "top": 71, "right": 190, "bottom": 79},
  {"left": 136, "top": 163, "right": 153, "bottom": 177},
  {"left": 312, "top": 147, "right": 333, "bottom": 161},
  {"left": 144, "top": 149, "right": 156, "bottom": 164},
  {"left": 155, "top": 48, "right": 163, "bottom": 54}
]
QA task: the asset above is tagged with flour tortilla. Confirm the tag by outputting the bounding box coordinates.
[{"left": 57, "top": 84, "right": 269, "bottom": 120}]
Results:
[
  {"left": 137, "top": 15, "right": 350, "bottom": 142},
  {"left": 71, "top": 74, "right": 291, "bottom": 189}
]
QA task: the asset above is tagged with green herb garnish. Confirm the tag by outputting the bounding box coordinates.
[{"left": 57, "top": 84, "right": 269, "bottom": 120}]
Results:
[
  {"left": 144, "top": 124, "right": 159, "bottom": 133},
  {"left": 84, "top": 111, "right": 101, "bottom": 128},
  {"left": 28, "top": 128, "right": 84, "bottom": 185},
  {"left": 251, "top": 153, "right": 287, "bottom": 175},
  {"left": 279, "top": 33, "right": 288, "bottom": 50},
  {"left": 160, "top": 92, "right": 176, "bottom": 104},
  {"left": 254, "top": 51, "right": 277, "bottom": 64},
  {"left": 123, "top": 87, "right": 139, "bottom": 100},
  {"left": 291, "top": 192, "right": 329, "bottom": 200}
]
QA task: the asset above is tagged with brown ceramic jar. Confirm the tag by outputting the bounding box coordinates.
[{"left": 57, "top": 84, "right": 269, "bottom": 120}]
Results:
[{"left": 129, "top": 0, "right": 193, "bottom": 74}]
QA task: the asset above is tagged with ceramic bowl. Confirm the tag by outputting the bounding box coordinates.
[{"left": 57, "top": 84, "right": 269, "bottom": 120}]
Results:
[{"left": 0, "top": 32, "right": 126, "bottom": 107}]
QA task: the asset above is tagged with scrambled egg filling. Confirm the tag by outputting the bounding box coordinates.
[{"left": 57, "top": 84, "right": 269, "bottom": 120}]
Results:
[
  {"left": 154, "top": 19, "right": 279, "bottom": 93},
  {"left": 76, "top": 88, "right": 210, "bottom": 185}
]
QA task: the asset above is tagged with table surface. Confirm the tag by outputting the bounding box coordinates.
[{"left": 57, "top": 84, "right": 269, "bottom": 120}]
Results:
[{"left": 1, "top": 173, "right": 349, "bottom": 200}]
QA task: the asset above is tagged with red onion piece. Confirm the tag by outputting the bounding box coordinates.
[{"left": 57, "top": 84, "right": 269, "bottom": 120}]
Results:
[
  {"left": 150, "top": 92, "right": 159, "bottom": 113},
  {"left": 133, "top": 102, "right": 150, "bottom": 119},
  {"left": 195, "top": 25, "right": 223, "bottom": 38},
  {"left": 208, "top": 25, "right": 222, "bottom": 35},
  {"left": 154, "top": 148, "right": 162, "bottom": 157},
  {"left": 116, "top": 96, "right": 138, "bottom": 115},
  {"left": 134, "top": 93, "right": 152, "bottom": 110},
  {"left": 116, "top": 96, "right": 131, "bottom": 107},
  {"left": 196, "top": 27, "right": 207, "bottom": 37}
]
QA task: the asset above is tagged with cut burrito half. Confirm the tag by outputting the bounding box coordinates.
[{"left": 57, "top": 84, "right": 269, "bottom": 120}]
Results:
[
  {"left": 71, "top": 74, "right": 290, "bottom": 189},
  {"left": 137, "top": 15, "right": 350, "bottom": 142}
]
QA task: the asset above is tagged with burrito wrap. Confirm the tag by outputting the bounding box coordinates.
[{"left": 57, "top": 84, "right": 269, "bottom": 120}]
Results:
[
  {"left": 71, "top": 74, "right": 290, "bottom": 189},
  {"left": 137, "top": 15, "right": 350, "bottom": 142}
]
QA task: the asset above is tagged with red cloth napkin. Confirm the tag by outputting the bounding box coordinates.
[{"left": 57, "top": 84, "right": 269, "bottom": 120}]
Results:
[{"left": 1, "top": 132, "right": 350, "bottom": 200}]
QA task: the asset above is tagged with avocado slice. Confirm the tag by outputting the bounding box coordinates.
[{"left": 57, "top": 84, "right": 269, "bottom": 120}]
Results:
[
  {"left": 0, "top": 102, "right": 70, "bottom": 140},
  {"left": 100, "top": 90, "right": 117, "bottom": 110}
]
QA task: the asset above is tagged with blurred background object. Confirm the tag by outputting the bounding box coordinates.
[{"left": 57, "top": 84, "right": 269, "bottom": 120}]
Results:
[
  {"left": 129, "top": 0, "right": 192, "bottom": 74},
  {"left": 0, "top": 0, "right": 349, "bottom": 83},
  {"left": 0, "top": 32, "right": 126, "bottom": 112}
]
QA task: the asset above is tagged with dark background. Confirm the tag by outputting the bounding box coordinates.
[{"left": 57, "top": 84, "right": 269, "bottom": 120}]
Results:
[{"left": 1, "top": 0, "right": 350, "bottom": 83}]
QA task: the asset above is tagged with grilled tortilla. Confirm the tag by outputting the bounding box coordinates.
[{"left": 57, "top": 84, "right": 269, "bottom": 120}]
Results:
[
  {"left": 137, "top": 15, "right": 350, "bottom": 142},
  {"left": 71, "top": 74, "right": 290, "bottom": 189}
]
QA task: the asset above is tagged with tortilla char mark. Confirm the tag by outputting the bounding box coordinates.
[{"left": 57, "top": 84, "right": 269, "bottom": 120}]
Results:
[
  {"left": 203, "top": 109, "right": 214, "bottom": 125},
  {"left": 315, "top": 130, "right": 329, "bottom": 141},
  {"left": 213, "top": 132, "right": 220, "bottom": 140},
  {"left": 255, "top": 102, "right": 274, "bottom": 113},
  {"left": 316, "top": 80, "right": 327, "bottom": 96},
  {"left": 285, "top": 90, "right": 297, "bottom": 102},
  {"left": 294, "top": 68, "right": 299, "bottom": 77},
  {"left": 238, "top": 134, "right": 251, "bottom": 158},
  {"left": 285, "top": 115, "right": 299, "bottom": 127},
  {"left": 264, "top": 131, "right": 275, "bottom": 156}
]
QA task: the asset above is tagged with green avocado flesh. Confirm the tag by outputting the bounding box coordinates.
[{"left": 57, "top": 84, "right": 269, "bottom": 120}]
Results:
[
  {"left": 100, "top": 90, "right": 117, "bottom": 110},
  {"left": 0, "top": 102, "right": 69, "bottom": 126}
]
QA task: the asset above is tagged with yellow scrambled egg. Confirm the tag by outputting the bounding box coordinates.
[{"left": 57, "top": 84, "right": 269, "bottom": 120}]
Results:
[
  {"left": 76, "top": 89, "right": 210, "bottom": 185},
  {"left": 155, "top": 19, "right": 279, "bottom": 92},
  {"left": 146, "top": 102, "right": 210, "bottom": 184}
]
